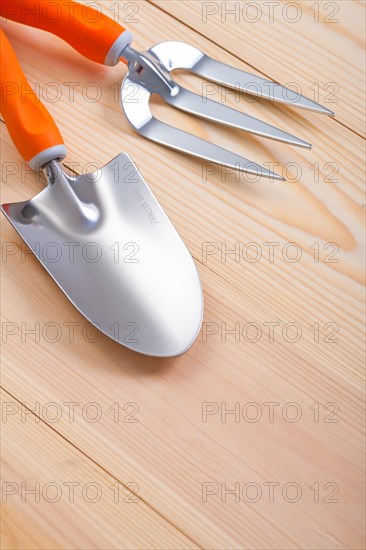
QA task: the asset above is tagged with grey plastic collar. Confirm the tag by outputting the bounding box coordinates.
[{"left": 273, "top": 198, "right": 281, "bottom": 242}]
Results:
[
  {"left": 104, "top": 30, "right": 133, "bottom": 66},
  {"left": 29, "top": 145, "right": 67, "bottom": 170}
]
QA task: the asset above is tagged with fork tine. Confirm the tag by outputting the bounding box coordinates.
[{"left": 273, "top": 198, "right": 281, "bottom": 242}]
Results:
[
  {"left": 138, "top": 118, "right": 284, "bottom": 180},
  {"left": 122, "top": 77, "right": 284, "bottom": 180},
  {"left": 192, "top": 55, "right": 335, "bottom": 116},
  {"left": 164, "top": 87, "right": 312, "bottom": 148}
]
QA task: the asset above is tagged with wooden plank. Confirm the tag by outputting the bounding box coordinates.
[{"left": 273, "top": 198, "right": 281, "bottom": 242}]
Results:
[
  {"left": 150, "top": 0, "right": 366, "bottom": 136},
  {"left": 1, "top": 1, "right": 365, "bottom": 548},
  {"left": 0, "top": 389, "right": 199, "bottom": 550},
  {"left": 1, "top": 136, "right": 364, "bottom": 548}
]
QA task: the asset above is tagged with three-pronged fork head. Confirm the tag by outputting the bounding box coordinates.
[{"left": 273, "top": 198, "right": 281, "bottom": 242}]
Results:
[{"left": 121, "top": 41, "right": 334, "bottom": 181}]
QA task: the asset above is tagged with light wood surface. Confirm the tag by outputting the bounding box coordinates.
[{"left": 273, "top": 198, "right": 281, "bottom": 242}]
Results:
[{"left": 1, "top": 1, "right": 365, "bottom": 549}]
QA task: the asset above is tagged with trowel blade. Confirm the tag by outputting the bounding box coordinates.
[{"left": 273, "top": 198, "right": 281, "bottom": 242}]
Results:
[{"left": 2, "top": 153, "right": 203, "bottom": 357}]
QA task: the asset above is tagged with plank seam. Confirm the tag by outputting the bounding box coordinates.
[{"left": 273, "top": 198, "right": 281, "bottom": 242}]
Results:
[{"left": 0, "top": 386, "right": 203, "bottom": 550}]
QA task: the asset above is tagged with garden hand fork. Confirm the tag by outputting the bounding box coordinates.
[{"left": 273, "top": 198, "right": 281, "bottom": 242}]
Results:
[{"left": 1, "top": 0, "right": 334, "bottom": 180}]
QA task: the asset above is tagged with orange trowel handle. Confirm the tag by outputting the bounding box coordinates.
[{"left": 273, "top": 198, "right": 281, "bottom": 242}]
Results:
[
  {"left": 0, "top": 29, "right": 66, "bottom": 169},
  {"left": 0, "top": 0, "right": 131, "bottom": 66}
]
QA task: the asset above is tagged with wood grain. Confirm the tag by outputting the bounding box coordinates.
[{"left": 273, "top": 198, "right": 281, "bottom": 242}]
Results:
[
  {"left": 150, "top": 0, "right": 366, "bottom": 136},
  {"left": 1, "top": 1, "right": 365, "bottom": 549},
  {"left": 0, "top": 389, "right": 198, "bottom": 549}
]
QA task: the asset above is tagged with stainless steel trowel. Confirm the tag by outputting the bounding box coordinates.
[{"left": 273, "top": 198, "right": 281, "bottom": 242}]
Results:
[{"left": 0, "top": 29, "right": 203, "bottom": 357}]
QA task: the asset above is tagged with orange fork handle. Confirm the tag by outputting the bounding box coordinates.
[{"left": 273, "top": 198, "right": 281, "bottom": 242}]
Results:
[
  {"left": 0, "top": 30, "right": 66, "bottom": 169},
  {"left": 0, "top": 0, "right": 131, "bottom": 65}
]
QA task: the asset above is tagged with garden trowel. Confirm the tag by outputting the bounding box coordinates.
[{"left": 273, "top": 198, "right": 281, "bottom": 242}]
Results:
[{"left": 0, "top": 29, "right": 203, "bottom": 357}]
